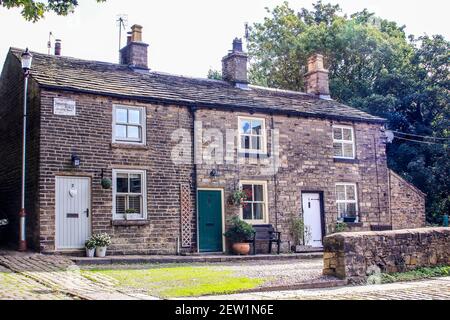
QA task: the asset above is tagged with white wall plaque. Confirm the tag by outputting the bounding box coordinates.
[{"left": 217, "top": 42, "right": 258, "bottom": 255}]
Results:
[{"left": 54, "top": 98, "right": 76, "bottom": 116}]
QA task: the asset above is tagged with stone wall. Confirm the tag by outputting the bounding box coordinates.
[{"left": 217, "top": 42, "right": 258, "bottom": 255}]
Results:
[
  {"left": 323, "top": 228, "right": 450, "bottom": 283},
  {"left": 389, "top": 170, "right": 426, "bottom": 229}
]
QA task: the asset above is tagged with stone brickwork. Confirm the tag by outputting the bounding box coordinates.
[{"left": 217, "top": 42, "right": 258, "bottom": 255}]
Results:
[
  {"left": 37, "top": 90, "right": 195, "bottom": 254},
  {"left": 323, "top": 228, "right": 450, "bottom": 283},
  {"left": 0, "top": 55, "right": 41, "bottom": 249},
  {"left": 195, "top": 109, "right": 391, "bottom": 252},
  {"left": 389, "top": 170, "right": 426, "bottom": 229}
]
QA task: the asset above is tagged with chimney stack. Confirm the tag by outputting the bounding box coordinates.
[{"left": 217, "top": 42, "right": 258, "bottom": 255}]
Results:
[
  {"left": 54, "top": 39, "right": 61, "bottom": 56},
  {"left": 304, "top": 54, "right": 330, "bottom": 99},
  {"left": 120, "top": 24, "right": 149, "bottom": 70},
  {"left": 222, "top": 38, "right": 248, "bottom": 88}
]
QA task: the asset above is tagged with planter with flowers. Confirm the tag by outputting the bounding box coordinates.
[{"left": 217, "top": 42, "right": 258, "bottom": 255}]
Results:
[
  {"left": 229, "top": 188, "right": 248, "bottom": 207},
  {"left": 224, "top": 216, "right": 254, "bottom": 255},
  {"left": 84, "top": 238, "right": 96, "bottom": 257},
  {"left": 92, "top": 233, "right": 111, "bottom": 257}
]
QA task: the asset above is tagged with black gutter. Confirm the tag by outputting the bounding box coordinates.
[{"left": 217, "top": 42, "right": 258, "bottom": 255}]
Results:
[{"left": 39, "top": 84, "right": 386, "bottom": 124}]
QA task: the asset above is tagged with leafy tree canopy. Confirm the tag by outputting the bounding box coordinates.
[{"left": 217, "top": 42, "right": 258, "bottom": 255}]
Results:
[
  {"left": 1, "top": 0, "right": 105, "bottom": 22},
  {"left": 248, "top": 1, "right": 449, "bottom": 222}
]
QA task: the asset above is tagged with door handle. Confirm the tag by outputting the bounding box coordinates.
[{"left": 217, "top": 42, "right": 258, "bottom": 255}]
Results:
[{"left": 85, "top": 208, "right": 89, "bottom": 217}]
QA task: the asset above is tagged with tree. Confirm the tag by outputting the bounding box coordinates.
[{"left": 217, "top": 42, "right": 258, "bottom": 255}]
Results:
[
  {"left": 207, "top": 69, "right": 222, "bottom": 80},
  {"left": 0, "top": 0, "right": 106, "bottom": 22},
  {"left": 248, "top": 1, "right": 449, "bottom": 222}
]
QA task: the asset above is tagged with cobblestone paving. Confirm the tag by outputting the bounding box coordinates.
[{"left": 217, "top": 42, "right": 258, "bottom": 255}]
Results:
[
  {"left": 0, "top": 254, "right": 157, "bottom": 300},
  {"left": 197, "top": 277, "right": 450, "bottom": 300}
]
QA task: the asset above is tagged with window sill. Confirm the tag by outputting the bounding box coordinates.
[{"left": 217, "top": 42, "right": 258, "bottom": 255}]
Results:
[
  {"left": 111, "top": 219, "right": 150, "bottom": 226},
  {"left": 333, "top": 158, "right": 359, "bottom": 164},
  {"left": 238, "top": 152, "right": 270, "bottom": 159},
  {"left": 340, "top": 222, "right": 363, "bottom": 227},
  {"left": 110, "top": 143, "right": 148, "bottom": 150}
]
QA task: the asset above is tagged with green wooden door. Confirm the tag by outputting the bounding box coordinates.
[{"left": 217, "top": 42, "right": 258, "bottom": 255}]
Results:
[{"left": 198, "top": 190, "right": 223, "bottom": 252}]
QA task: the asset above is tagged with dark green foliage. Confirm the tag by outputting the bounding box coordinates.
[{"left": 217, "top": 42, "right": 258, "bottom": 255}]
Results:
[
  {"left": 248, "top": 1, "right": 449, "bottom": 223},
  {"left": 224, "top": 216, "right": 254, "bottom": 243},
  {"left": 1, "top": 0, "right": 106, "bottom": 22},
  {"left": 381, "top": 265, "right": 450, "bottom": 283}
]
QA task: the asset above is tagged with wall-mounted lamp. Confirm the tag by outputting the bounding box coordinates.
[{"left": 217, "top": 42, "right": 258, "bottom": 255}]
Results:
[
  {"left": 210, "top": 169, "right": 218, "bottom": 177},
  {"left": 71, "top": 154, "right": 81, "bottom": 167}
]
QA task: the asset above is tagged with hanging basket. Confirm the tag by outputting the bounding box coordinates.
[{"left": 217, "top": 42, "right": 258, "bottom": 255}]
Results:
[{"left": 101, "top": 178, "right": 112, "bottom": 189}]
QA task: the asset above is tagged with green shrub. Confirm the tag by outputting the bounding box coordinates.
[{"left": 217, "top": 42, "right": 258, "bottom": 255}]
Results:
[{"left": 224, "top": 216, "right": 254, "bottom": 243}]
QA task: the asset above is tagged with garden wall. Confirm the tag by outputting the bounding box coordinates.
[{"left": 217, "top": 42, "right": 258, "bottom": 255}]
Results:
[{"left": 323, "top": 227, "right": 450, "bottom": 283}]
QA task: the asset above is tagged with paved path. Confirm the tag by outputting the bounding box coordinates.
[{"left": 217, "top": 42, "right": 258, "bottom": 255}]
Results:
[
  {"left": 0, "top": 254, "right": 157, "bottom": 300},
  {"left": 196, "top": 277, "right": 450, "bottom": 300}
]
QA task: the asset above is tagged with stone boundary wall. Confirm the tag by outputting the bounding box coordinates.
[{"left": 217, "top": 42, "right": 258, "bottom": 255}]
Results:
[
  {"left": 323, "top": 227, "right": 450, "bottom": 283},
  {"left": 389, "top": 170, "right": 426, "bottom": 229}
]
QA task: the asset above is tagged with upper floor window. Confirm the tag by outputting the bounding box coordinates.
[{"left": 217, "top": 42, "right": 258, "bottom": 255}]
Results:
[
  {"left": 238, "top": 117, "right": 267, "bottom": 153},
  {"left": 240, "top": 181, "right": 268, "bottom": 224},
  {"left": 333, "top": 125, "right": 355, "bottom": 159},
  {"left": 113, "top": 105, "right": 146, "bottom": 144},
  {"left": 113, "top": 169, "right": 147, "bottom": 220},
  {"left": 336, "top": 183, "right": 358, "bottom": 221}
]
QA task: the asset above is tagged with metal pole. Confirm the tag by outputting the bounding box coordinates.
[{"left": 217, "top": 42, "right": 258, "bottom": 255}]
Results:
[{"left": 19, "top": 73, "right": 28, "bottom": 252}]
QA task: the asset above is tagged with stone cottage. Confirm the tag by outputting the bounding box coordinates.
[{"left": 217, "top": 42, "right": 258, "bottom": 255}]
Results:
[{"left": 0, "top": 24, "right": 425, "bottom": 255}]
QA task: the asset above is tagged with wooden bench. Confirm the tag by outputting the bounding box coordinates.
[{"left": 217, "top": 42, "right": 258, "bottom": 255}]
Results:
[{"left": 248, "top": 224, "right": 281, "bottom": 255}]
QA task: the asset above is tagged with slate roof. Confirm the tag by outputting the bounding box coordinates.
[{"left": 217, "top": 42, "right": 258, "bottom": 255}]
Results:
[{"left": 8, "top": 48, "right": 385, "bottom": 123}]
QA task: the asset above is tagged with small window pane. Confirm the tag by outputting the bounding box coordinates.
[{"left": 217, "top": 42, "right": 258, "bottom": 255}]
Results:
[
  {"left": 243, "top": 203, "right": 252, "bottom": 220},
  {"left": 254, "top": 185, "right": 264, "bottom": 201},
  {"left": 241, "top": 136, "right": 250, "bottom": 150},
  {"left": 116, "top": 125, "right": 127, "bottom": 138},
  {"left": 343, "top": 128, "right": 352, "bottom": 141},
  {"left": 127, "top": 126, "right": 140, "bottom": 139},
  {"left": 254, "top": 203, "right": 263, "bottom": 220},
  {"left": 241, "top": 120, "right": 251, "bottom": 134},
  {"left": 343, "top": 143, "right": 354, "bottom": 158},
  {"left": 130, "top": 174, "right": 142, "bottom": 193},
  {"left": 346, "top": 185, "right": 356, "bottom": 200},
  {"left": 337, "top": 203, "right": 346, "bottom": 216},
  {"left": 333, "top": 143, "right": 343, "bottom": 157},
  {"left": 128, "top": 109, "right": 141, "bottom": 125},
  {"left": 116, "top": 195, "right": 126, "bottom": 214},
  {"left": 116, "top": 108, "right": 128, "bottom": 123},
  {"left": 252, "top": 120, "right": 262, "bottom": 134},
  {"left": 116, "top": 174, "right": 128, "bottom": 193},
  {"left": 242, "top": 184, "right": 253, "bottom": 201},
  {"left": 128, "top": 195, "right": 142, "bottom": 213},
  {"left": 347, "top": 203, "right": 357, "bottom": 217},
  {"left": 336, "top": 185, "right": 346, "bottom": 200},
  {"left": 251, "top": 136, "right": 261, "bottom": 150},
  {"left": 333, "top": 128, "right": 342, "bottom": 140}
]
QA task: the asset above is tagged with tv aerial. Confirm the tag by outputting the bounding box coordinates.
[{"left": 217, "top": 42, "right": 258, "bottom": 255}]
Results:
[{"left": 116, "top": 14, "right": 128, "bottom": 51}]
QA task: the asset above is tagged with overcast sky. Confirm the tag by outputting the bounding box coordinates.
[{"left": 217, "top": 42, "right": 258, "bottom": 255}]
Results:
[{"left": 0, "top": 0, "right": 449, "bottom": 77}]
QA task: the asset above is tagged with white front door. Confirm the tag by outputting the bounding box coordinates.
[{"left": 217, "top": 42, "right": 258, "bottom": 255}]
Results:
[
  {"left": 302, "top": 193, "right": 323, "bottom": 247},
  {"left": 55, "top": 176, "right": 91, "bottom": 249}
]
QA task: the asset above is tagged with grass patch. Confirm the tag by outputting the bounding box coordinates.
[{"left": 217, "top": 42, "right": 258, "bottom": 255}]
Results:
[
  {"left": 84, "top": 265, "right": 264, "bottom": 298},
  {"left": 380, "top": 265, "right": 450, "bottom": 284}
]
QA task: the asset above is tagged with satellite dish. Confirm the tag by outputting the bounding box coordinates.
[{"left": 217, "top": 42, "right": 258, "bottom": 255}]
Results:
[{"left": 385, "top": 130, "right": 394, "bottom": 143}]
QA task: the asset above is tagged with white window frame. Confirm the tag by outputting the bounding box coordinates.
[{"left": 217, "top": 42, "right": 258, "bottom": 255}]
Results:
[
  {"left": 112, "top": 105, "right": 146, "bottom": 145},
  {"left": 332, "top": 125, "right": 355, "bottom": 159},
  {"left": 335, "top": 183, "right": 358, "bottom": 222},
  {"left": 239, "top": 180, "right": 269, "bottom": 224},
  {"left": 237, "top": 116, "right": 267, "bottom": 154},
  {"left": 112, "top": 169, "right": 147, "bottom": 220}
]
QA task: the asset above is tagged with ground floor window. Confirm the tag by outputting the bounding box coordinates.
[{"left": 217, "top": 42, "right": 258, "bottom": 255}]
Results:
[
  {"left": 335, "top": 183, "right": 358, "bottom": 221},
  {"left": 239, "top": 181, "right": 268, "bottom": 224},
  {"left": 112, "top": 169, "right": 147, "bottom": 220}
]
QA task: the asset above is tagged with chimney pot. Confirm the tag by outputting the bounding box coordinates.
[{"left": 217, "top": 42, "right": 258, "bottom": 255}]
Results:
[
  {"left": 222, "top": 38, "right": 248, "bottom": 87},
  {"left": 54, "top": 39, "right": 61, "bottom": 56},
  {"left": 131, "top": 24, "right": 143, "bottom": 42},
  {"left": 304, "top": 54, "right": 330, "bottom": 98}
]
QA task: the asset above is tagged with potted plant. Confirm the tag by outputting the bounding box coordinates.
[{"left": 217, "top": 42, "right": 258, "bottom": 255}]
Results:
[
  {"left": 230, "top": 188, "right": 248, "bottom": 207},
  {"left": 84, "top": 237, "right": 96, "bottom": 257},
  {"left": 92, "top": 233, "right": 111, "bottom": 257},
  {"left": 101, "top": 178, "right": 112, "bottom": 189},
  {"left": 289, "top": 217, "right": 305, "bottom": 252},
  {"left": 224, "top": 216, "right": 254, "bottom": 255},
  {"left": 124, "top": 208, "right": 136, "bottom": 220}
]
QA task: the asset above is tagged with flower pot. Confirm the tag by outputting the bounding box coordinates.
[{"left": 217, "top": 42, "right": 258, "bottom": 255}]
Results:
[
  {"left": 95, "top": 246, "right": 107, "bottom": 257},
  {"left": 232, "top": 242, "right": 250, "bottom": 255},
  {"left": 85, "top": 248, "right": 95, "bottom": 257},
  {"left": 343, "top": 216, "right": 356, "bottom": 223}
]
